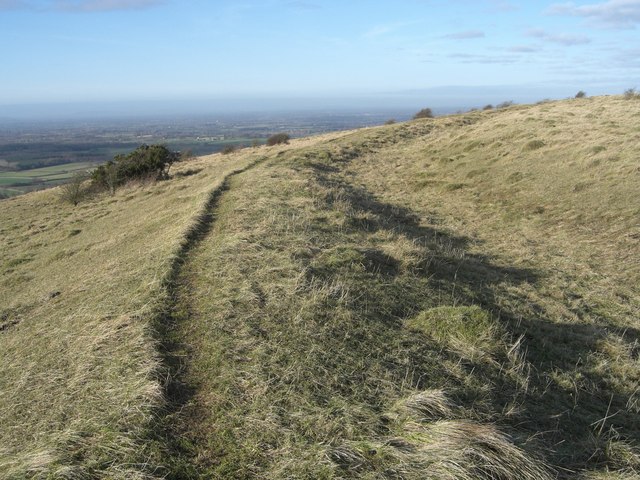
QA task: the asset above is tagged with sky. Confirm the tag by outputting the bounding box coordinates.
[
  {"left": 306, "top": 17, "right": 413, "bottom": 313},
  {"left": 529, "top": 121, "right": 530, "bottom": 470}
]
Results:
[{"left": 1, "top": 0, "right": 640, "bottom": 116}]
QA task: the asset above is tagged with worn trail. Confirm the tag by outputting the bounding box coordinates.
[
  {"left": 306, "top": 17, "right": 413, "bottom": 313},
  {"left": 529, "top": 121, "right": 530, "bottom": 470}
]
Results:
[{"left": 154, "top": 156, "right": 268, "bottom": 477}]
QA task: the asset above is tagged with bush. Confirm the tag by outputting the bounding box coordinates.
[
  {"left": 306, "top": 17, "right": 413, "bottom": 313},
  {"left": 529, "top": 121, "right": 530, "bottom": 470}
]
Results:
[
  {"left": 413, "top": 108, "right": 434, "bottom": 119},
  {"left": 92, "top": 144, "right": 179, "bottom": 194},
  {"left": 575, "top": 90, "right": 587, "bottom": 98},
  {"left": 385, "top": 119, "right": 397, "bottom": 125},
  {"left": 497, "top": 101, "right": 514, "bottom": 109},
  {"left": 221, "top": 145, "right": 238, "bottom": 155},
  {"left": 482, "top": 104, "right": 493, "bottom": 110},
  {"left": 59, "top": 172, "right": 89, "bottom": 206},
  {"left": 266, "top": 133, "right": 290, "bottom": 146},
  {"left": 624, "top": 88, "right": 639, "bottom": 99}
]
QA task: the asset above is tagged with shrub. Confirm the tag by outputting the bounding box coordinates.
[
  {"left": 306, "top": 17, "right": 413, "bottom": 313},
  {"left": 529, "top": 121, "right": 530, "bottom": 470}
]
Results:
[
  {"left": 92, "top": 144, "right": 179, "bottom": 194},
  {"left": 221, "top": 145, "right": 237, "bottom": 155},
  {"left": 482, "top": 104, "right": 493, "bottom": 110},
  {"left": 266, "top": 133, "right": 290, "bottom": 146},
  {"left": 575, "top": 90, "right": 587, "bottom": 98},
  {"left": 59, "top": 172, "right": 89, "bottom": 206},
  {"left": 624, "top": 88, "right": 639, "bottom": 99},
  {"left": 385, "top": 119, "right": 397, "bottom": 125},
  {"left": 497, "top": 100, "right": 514, "bottom": 109},
  {"left": 413, "top": 108, "right": 434, "bottom": 119}
]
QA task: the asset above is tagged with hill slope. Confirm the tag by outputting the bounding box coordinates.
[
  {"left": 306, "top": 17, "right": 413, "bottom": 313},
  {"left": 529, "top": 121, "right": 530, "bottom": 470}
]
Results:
[{"left": 1, "top": 96, "right": 639, "bottom": 479}]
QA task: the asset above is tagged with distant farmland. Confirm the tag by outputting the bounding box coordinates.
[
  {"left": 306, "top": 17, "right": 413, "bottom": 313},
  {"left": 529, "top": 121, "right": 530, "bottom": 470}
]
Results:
[{"left": 0, "top": 161, "right": 100, "bottom": 198}]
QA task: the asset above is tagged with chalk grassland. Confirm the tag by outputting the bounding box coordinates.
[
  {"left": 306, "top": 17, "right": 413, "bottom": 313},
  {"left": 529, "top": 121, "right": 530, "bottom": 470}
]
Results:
[
  {"left": 0, "top": 131, "right": 347, "bottom": 479},
  {"left": 0, "top": 152, "right": 261, "bottom": 478},
  {"left": 0, "top": 95, "right": 638, "bottom": 479},
  {"left": 161, "top": 96, "right": 639, "bottom": 479},
  {"left": 326, "top": 96, "right": 640, "bottom": 477}
]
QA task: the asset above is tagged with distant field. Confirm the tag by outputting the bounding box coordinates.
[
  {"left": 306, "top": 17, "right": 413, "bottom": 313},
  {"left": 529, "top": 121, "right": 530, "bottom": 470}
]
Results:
[
  {"left": 0, "top": 161, "right": 99, "bottom": 198},
  {"left": 0, "top": 142, "right": 136, "bottom": 170}
]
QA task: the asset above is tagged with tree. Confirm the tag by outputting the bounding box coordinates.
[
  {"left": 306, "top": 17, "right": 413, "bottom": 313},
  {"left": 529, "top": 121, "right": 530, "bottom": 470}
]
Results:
[
  {"left": 413, "top": 108, "right": 434, "bottom": 119},
  {"left": 575, "top": 91, "right": 587, "bottom": 98}
]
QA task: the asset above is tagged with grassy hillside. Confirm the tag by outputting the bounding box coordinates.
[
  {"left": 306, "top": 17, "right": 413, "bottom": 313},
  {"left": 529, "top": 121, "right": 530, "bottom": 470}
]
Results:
[
  {"left": 1, "top": 96, "right": 638, "bottom": 479},
  {"left": 0, "top": 152, "right": 260, "bottom": 478}
]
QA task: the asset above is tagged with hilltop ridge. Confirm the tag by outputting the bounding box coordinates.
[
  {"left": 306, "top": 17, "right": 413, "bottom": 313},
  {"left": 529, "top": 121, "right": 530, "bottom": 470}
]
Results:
[{"left": 1, "top": 96, "right": 639, "bottom": 479}]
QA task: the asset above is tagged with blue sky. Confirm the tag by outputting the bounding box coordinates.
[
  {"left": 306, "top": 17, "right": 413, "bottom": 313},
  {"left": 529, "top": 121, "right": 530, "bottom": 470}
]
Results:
[{"left": 1, "top": 0, "right": 640, "bottom": 113}]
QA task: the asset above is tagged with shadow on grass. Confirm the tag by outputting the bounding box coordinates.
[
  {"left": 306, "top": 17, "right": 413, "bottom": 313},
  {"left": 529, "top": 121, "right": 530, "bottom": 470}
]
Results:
[{"left": 305, "top": 157, "right": 639, "bottom": 476}]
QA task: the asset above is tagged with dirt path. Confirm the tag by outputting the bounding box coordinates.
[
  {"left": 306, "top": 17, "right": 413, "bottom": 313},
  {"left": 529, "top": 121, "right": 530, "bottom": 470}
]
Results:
[{"left": 155, "top": 156, "right": 268, "bottom": 478}]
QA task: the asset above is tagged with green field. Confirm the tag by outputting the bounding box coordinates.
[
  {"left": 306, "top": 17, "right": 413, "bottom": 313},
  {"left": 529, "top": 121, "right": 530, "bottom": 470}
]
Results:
[{"left": 0, "top": 161, "right": 100, "bottom": 198}]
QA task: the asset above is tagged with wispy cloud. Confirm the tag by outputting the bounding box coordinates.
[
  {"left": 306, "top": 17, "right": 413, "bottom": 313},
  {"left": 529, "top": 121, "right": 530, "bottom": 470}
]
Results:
[
  {"left": 448, "top": 52, "right": 520, "bottom": 65},
  {"left": 0, "top": 0, "right": 29, "bottom": 9},
  {"left": 363, "top": 21, "right": 418, "bottom": 39},
  {"left": 526, "top": 28, "right": 591, "bottom": 45},
  {"left": 285, "top": 1, "right": 321, "bottom": 10},
  {"left": 443, "top": 30, "right": 485, "bottom": 40},
  {"left": 489, "top": 0, "right": 519, "bottom": 12},
  {"left": 53, "top": 0, "right": 164, "bottom": 12},
  {"left": 548, "top": 0, "right": 640, "bottom": 28},
  {"left": 508, "top": 45, "right": 541, "bottom": 53},
  {"left": 0, "top": 0, "right": 164, "bottom": 11}
]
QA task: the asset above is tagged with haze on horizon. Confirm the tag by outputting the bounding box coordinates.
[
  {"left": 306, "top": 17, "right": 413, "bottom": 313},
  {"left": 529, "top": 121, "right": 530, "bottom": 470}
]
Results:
[{"left": 1, "top": 0, "right": 639, "bottom": 119}]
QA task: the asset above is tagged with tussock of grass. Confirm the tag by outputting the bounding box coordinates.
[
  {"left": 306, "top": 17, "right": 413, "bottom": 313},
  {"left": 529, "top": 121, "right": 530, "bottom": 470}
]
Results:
[{"left": 523, "top": 139, "right": 545, "bottom": 151}]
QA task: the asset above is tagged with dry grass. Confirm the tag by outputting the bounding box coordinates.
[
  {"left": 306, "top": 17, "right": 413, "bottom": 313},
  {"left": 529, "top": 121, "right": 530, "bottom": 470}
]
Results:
[
  {"left": 1, "top": 95, "right": 638, "bottom": 478},
  {"left": 0, "top": 151, "right": 257, "bottom": 478}
]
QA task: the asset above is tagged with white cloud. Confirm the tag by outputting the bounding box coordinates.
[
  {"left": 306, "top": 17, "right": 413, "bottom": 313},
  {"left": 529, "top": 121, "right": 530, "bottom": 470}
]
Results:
[
  {"left": 526, "top": 28, "right": 591, "bottom": 45},
  {"left": 443, "top": 30, "right": 485, "bottom": 40},
  {"left": 549, "top": 0, "right": 640, "bottom": 28},
  {"left": 0, "top": 0, "right": 28, "bottom": 9},
  {"left": 363, "top": 21, "right": 418, "bottom": 39},
  {"left": 53, "top": 0, "right": 164, "bottom": 11},
  {"left": 508, "top": 45, "right": 541, "bottom": 53},
  {"left": 285, "top": 1, "right": 321, "bottom": 9},
  {"left": 448, "top": 52, "right": 519, "bottom": 65},
  {"left": 0, "top": 0, "right": 165, "bottom": 10}
]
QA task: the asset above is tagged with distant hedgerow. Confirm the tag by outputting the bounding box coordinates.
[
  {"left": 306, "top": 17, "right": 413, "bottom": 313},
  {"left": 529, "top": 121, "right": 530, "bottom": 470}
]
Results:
[
  {"left": 266, "top": 133, "right": 290, "bottom": 146},
  {"left": 91, "top": 144, "right": 179, "bottom": 194}
]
